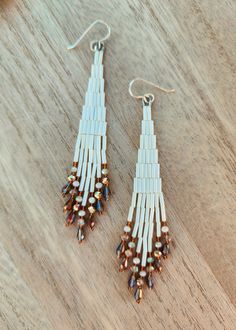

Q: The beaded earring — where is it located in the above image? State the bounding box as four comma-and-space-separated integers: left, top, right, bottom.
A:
116, 78, 175, 302
62, 20, 111, 242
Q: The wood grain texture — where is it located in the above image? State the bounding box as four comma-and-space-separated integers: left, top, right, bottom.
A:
0, 0, 236, 329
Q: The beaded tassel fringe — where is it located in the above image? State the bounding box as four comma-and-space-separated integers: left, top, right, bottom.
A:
116, 98, 171, 303
62, 44, 110, 242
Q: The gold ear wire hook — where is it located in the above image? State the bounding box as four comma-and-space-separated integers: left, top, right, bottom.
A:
67, 19, 111, 51
129, 78, 175, 103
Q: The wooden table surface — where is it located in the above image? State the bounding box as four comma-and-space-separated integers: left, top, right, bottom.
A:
0, 1, 236, 329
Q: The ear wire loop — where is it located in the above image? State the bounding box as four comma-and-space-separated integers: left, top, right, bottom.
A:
129, 78, 175, 104
67, 19, 111, 51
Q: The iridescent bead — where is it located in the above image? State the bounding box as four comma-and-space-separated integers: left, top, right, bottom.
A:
77, 227, 85, 243
154, 250, 162, 258
67, 175, 75, 182
128, 241, 136, 249
90, 220, 95, 230
66, 212, 76, 225
154, 258, 162, 273
88, 205, 96, 214
128, 274, 136, 289
71, 213, 77, 225
78, 218, 85, 226
73, 204, 79, 212
72, 180, 80, 188
78, 210, 86, 217
155, 241, 162, 249
69, 188, 77, 196
147, 257, 154, 263
124, 225, 131, 233
103, 186, 109, 201
94, 191, 102, 200
75, 196, 83, 203
136, 277, 144, 286
146, 265, 155, 273
123, 258, 129, 269
71, 166, 78, 173
146, 274, 154, 289
96, 200, 103, 213
133, 257, 140, 265
162, 243, 170, 258
102, 177, 109, 185
161, 226, 169, 233
125, 249, 132, 258
102, 168, 109, 175
116, 241, 125, 258
130, 265, 139, 273
88, 197, 96, 204
139, 270, 147, 277
134, 287, 143, 303
95, 182, 103, 189
119, 257, 128, 272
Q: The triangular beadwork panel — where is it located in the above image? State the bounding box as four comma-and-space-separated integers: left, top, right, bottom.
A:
62, 46, 110, 241
116, 101, 171, 303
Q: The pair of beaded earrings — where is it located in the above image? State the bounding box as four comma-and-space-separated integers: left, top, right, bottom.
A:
61, 20, 175, 303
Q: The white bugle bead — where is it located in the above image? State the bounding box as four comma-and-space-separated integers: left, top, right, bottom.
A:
128, 207, 134, 222
155, 206, 161, 237
131, 193, 143, 238
136, 237, 143, 253
159, 192, 167, 221
73, 135, 81, 163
